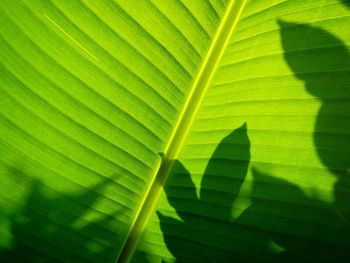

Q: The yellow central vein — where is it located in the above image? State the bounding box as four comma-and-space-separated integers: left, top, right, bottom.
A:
116, 1, 247, 262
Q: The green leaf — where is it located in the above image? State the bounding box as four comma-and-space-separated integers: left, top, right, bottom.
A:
0, 0, 349, 263
133, 1, 350, 262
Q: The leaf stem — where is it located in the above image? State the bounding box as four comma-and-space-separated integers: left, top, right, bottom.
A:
116, 1, 247, 262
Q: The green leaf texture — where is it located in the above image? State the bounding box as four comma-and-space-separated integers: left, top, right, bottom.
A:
0, 0, 349, 262
133, 0, 350, 262
0, 0, 229, 261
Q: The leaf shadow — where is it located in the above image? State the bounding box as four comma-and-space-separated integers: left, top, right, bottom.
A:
0, 168, 125, 263
341, 0, 350, 8
158, 20, 350, 262
158, 123, 256, 262
278, 19, 350, 222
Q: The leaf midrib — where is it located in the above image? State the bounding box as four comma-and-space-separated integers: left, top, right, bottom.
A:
116, 1, 248, 262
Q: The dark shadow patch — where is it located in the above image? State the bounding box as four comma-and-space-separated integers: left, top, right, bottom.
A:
0, 168, 125, 263
157, 21, 350, 263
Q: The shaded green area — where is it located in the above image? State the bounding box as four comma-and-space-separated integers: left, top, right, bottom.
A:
279, 20, 350, 227
158, 124, 253, 262
0, 168, 124, 262
158, 22, 350, 262
342, 0, 350, 8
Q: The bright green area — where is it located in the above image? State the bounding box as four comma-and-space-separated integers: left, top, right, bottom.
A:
0, 0, 349, 262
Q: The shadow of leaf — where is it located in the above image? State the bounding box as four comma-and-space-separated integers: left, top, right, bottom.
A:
274, 19, 350, 262
0, 168, 124, 263
237, 168, 346, 262
341, 0, 350, 8
158, 20, 350, 263
158, 123, 254, 262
